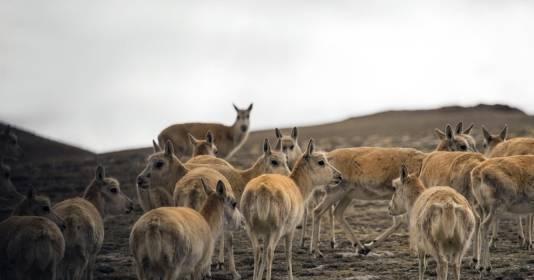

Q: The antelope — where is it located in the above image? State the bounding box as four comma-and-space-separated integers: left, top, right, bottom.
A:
308, 123, 478, 256
274, 127, 335, 248
274, 127, 302, 169
54, 165, 134, 280
173, 167, 242, 279
308, 147, 426, 257
189, 131, 218, 157
471, 155, 534, 273
0, 125, 23, 160
418, 151, 486, 264
0, 188, 66, 280
389, 166, 475, 280
158, 103, 253, 159
482, 125, 534, 248
130, 179, 243, 280
434, 122, 477, 152
240, 139, 342, 280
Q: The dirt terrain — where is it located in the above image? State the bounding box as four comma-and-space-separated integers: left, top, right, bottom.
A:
4, 104, 534, 279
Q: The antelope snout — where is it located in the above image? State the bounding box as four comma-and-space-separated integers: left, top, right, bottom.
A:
240, 125, 248, 132
137, 176, 149, 189
331, 171, 343, 185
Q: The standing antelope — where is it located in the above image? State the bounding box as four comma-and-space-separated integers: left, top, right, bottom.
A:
0, 188, 66, 280
158, 103, 253, 159
241, 139, 342, 280
482, 125, 534, 248
173, 167, 242, 279
54, 165, 134, 280
274, 127, 335, 248
189, 131, 218, 157
308, 123, 478, 256
308, 147, 426, 256
130, 179, 243, 280
0, 125, 23, 160
389, 166, 475, 280
471, 155, 534, 273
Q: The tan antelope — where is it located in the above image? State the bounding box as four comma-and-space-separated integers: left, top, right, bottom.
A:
418, 151, 486, 264
389, 166, 475, 280
1, 125, 23, 160
308, 123, 478, 256
240, 139, 342, 280
173, 167, 242, 279
130, 179, 243, 280
158, 103, 253, 159
0, 188, 66, 280
434, 122, 477, 152
274, 127, 335, 248
308, 147, 426, 256
274, 127, 302, 169
54, 165, 134, 280
471, 155, 534, 273
189, 131, 218, 157
138, 139, 289, 211
482, 125, 534, 248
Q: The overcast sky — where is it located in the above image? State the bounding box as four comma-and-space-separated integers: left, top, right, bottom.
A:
1, 0, 533, 152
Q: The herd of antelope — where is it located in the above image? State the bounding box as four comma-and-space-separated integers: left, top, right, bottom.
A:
1, 103, 534, 280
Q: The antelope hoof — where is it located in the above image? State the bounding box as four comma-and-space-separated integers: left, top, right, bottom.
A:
215, 262, 224, 270
357, 245, 371, 256
470, 258, 478, 269
312, 249, 324, 258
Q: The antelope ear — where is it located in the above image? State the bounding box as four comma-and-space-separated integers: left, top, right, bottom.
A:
291, 127, 298, 140
445, 124, 454, 140
200, 178, 213, 195
275, 128, 282, 138
188, 133, 198, 146
233, 103, 239, 112
96, 165, 105, 181
400, 165, 408, 184
216, 180, 226, 196
434, 128, 446, 140
463, 123, 474, 134
206, 131, 214, 144
305, 139, 314, 156
275, 138, 282, 151
455, 122, 463, 134
247, 103, 253, 111
482, 126, 491, 142
263, 138, 272, 155
164, 140, 175, 158
499, 125, 508, 140
152, 140, 162, 152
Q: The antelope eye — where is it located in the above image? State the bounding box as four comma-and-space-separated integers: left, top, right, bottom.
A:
42, 206, 50, 212
231, 201, 237, 209
271, 160, 278, 166
110, 188, 118, 194
154, 161, 164, 169
318, 160, 325, 166
290, 145, 294, 150
459, 144, 467, 150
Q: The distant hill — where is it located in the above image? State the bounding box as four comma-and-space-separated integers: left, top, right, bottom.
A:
0, 123, 94, 162
4, 104, 534, 162
242, 103, 534, 154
